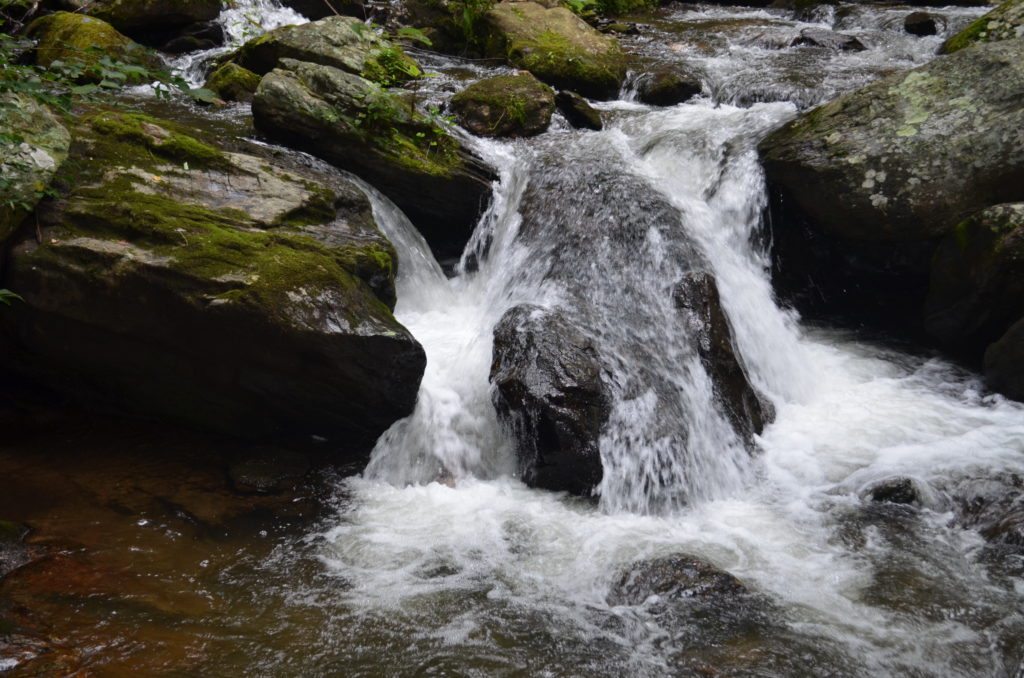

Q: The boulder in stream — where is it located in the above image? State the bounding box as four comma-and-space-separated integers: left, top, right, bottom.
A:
481, 1, 627, 100
0, 110, 426, 451
253, 58, 495, 262
634, 66, 702, 106
204, 62, 262, 102
607, 553, 748, 607
760, 38, 1024, 329
903, 11, 938, 37
790, 27, 866, 51
491, 304, 610, 496
450, 73, 556, 138
554, 90, 602, 130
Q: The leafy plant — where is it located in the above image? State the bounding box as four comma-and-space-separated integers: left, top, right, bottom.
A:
0, 289, 23, 306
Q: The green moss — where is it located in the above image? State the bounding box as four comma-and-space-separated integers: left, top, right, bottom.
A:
83, 110, 229, 171
385, 133, 460, 177
26, 12, 136, 70
361, 46, 422, 86
204, 62, 261, 102
942, 16, 990, 53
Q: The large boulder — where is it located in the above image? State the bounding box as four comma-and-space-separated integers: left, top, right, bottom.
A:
450, 73, 556, 138
941, 0, 1024, 54
925, 204, 1024, 356
760, 39, 1024, 327
0, 110, 426, 451
25, 12, 140, 71
231, 15, 422, 85
490, 305, 610, 496
252, 58, 495, 262
0, 93, 70, 245
481, 2, 627, 100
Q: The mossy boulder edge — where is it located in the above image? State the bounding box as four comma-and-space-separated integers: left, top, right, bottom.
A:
450, 73, 556, 138
0, 110, 426, 451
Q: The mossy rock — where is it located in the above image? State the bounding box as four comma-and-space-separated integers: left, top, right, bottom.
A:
925, 204, 1024, 355
942, 0, 1024, 54
204, 62, 261, 102
482, 2, 627, 100
554, 90, 602, 130
25, 12, 140, 71
252, 58, 495, 261
634, 67, 701, 106
1, 109, 425, 450
58, 0, 222, 32
450, 73, 555, 138
0, 93, 71, 245
231, 15, 422, 86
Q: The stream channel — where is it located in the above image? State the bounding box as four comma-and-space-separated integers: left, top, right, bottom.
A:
4, 1, 1024, 676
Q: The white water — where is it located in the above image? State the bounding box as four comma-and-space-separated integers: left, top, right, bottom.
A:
208, 2, 1023, 674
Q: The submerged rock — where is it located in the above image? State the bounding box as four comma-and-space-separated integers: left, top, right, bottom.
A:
941, 0, 1024, 54
481, 1, 627, 100
790, 27, 866, 51
760, 39, 1024, 328
0, 93, 70, 245
0, 110, 425, 451
863, 477, 921, 505
607, 553, 748, 607
231, 15, 422, 85
252, 58, 495, 261
554, 90, 602, 130
450, 73, 556, 138
491, 305, 610, 496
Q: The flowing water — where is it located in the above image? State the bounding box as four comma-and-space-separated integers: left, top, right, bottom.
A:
8, 2, 1024, 676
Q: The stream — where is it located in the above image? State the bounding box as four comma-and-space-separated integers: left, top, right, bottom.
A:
4, 1, 1024, 676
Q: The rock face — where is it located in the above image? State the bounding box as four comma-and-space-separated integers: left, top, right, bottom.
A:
482, 2, 627, 100
490, 305, 610, 496
0, 94, 70, 245
231, 15, 421, 85
450, 73, 556, 138
942, 0, 1024, 54
925, 204, 1024, 355
760, 39, 1024, 327
634, 67, 702, 106
252, 59, 495, 262
0, 110, 426, 451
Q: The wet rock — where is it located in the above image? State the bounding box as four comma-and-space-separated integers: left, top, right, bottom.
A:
0, 110, 425, 451
252, 58, 496, 261
760, 39, 1024, 330
946, 473, 1024, 569
283, 0, 368, 20
229, 448, 310, 494
942, 0, 1024, 54
554, 90, 602, 130
0, 93, 70, 245
231, 16, 422, 86
984, 318, 1024, 400
154, 19, 225, 53
925, 204, 1024, 358
790, 27, 866, 51
863, 477, 920, 505
490, 304, 610, 496
0, 520, 35, 579
25, 12, 148, 74
634, 67, 702, 106
673, 272, 772, 442
482, 1, 627, 100
57, 0, 221, 36
450, 73, 555, 138
204, 62, 261, 102
607, 553, 748, 607
903, 11, 938, 37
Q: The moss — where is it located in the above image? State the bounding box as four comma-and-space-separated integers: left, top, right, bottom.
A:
25, 11, 139, 71
204, 62, 261, 102
83, 110, 230, 171
360, 46, 422, 86
385, 133, 460, 178
509, 29, 622, 96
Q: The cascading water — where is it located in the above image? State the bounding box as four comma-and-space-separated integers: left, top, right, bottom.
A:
136, 2, 1024, 675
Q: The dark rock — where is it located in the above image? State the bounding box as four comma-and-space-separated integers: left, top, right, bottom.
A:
635, 67, 702, 106
942, 0, 1024, 54
25, 12, 146, 73
283, 0, 368, 20
864, 477, 920, 505
58, 0, 221, 35
947, 473, 1024, 550
0, 110, 426, 452
903, 11, 937, 37
0, 521, 34, 579
984, 318, 1024, 400
760, 39, 1024, 331
491, 304, 610, 496
154, 19, 225, 53
925, 204, 1024, 357
607, 553, 748, 606
554, 90, 602, 130
229, 447, 310, 494
790, 27, 866, 51
383, 0, 467, 56
450, 73, 555, 138
674, 272, 772, 443
252, 59, 496, 262
232, 15, 421, 85
482, 1, 627, 100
